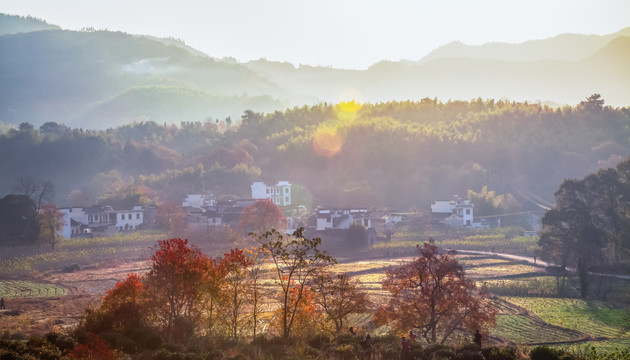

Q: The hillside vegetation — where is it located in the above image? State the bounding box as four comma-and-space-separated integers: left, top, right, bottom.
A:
1, 13, 629, 128
1, 96, 628, 212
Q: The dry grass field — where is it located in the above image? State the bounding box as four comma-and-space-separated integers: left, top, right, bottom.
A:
1, 236, 629, 353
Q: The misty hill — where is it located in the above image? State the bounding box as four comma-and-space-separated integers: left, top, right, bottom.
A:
417, 27, 630, 63
244, 34, 630, 107
0, 26, 295, 128
1, 12, 629, 131
0, 13, 60, 35
77, 86, 285, 129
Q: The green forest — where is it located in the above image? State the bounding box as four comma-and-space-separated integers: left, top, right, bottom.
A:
1, 94, 628, 212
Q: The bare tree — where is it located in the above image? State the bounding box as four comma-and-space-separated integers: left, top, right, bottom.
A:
13, 176, 55, 212
38, 203, 65, 251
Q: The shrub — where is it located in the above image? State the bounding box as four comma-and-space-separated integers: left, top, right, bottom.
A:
455, 350, 485, 360
529, 346, 575, 360
44, 332, 74, 354
425, 344, 455, 359
307, 333, 331, 349
482, 346, 517, 360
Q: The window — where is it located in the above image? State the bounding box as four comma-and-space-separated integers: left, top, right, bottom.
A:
285, 197, 289, 203
466, 209, 471, 215
136, 213, 140, 219
121, 214, 124, 220
285, 188, 289, 193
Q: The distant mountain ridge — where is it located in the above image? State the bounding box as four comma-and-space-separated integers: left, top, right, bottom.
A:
415, 27, 630, 63
0, 13, 60, 35
1, 13, 629, 129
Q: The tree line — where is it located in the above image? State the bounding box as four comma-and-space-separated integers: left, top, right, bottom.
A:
1, 95, 628, 212
539, 157, 630, 298
72, 230, 493, 357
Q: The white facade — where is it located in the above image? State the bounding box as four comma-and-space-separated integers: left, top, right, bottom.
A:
183, 194, 215, 208
60, 208, 88, 238
431, 195, 475, 227
251, 181, 292, 206
116, 206, 144, 231
316, 208, 372, 231
60, 205, 145, 237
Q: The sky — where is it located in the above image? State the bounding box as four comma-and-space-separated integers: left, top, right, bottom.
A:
3, 0, 630, 69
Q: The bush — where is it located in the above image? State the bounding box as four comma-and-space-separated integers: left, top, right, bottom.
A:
44, 332, 74, 353
455, 350, 485, 360
529, 346, 575, 360
482, 346, 517, 360
425, 344, 456, 359
307, 333, 331, 349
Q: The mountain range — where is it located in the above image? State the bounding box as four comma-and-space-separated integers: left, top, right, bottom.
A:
1, 13, 629, 129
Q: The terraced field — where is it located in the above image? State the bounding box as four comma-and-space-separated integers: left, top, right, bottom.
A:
0, 280, 72, 298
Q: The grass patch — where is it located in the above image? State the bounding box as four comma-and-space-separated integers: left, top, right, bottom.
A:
0, 280, 69, 298
492, 314, 584, 344
503, 297, 630, 339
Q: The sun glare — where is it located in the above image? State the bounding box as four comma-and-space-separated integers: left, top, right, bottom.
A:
312, 126, 343, 158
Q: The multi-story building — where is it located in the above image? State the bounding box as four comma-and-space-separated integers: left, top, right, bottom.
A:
251, 181, 292, 206
430, 195, 475, 227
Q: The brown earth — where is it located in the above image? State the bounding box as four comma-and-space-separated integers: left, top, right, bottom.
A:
0, 260, 150, 338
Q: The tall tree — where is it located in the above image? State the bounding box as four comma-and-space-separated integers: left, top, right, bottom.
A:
311, 271, 372, 334
38, 203, 65, 251
254, 228, 336, 340
238, 199, 287, 235
375, 242, 495, 344
218, 248, 253, 340
143, 238, 211, 340
13, 176, 54, 212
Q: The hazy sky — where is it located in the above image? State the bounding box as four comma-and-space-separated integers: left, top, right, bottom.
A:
3, 0, 630, 69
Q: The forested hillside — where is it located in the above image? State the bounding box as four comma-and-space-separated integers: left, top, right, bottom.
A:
1, 13, 629, 130
1, 96, 628, 211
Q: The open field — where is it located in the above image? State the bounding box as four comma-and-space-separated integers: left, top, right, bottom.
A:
0, 231, 629, 355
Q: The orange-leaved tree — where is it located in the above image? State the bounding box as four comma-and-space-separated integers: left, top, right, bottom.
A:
143, 238, 211, 341
312, 271, 372, 335
238, 199, 287, 234
100, 273, 145, 331
375, 241, 495, 344
218, 248, 254, 339
254, 228, 336, 340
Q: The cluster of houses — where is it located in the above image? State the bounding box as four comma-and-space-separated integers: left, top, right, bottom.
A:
60, 182, 541, 240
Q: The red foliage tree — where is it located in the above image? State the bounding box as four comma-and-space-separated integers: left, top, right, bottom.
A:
155, 201, 187, 235
100, 273, 144, 331
69, 333, 115, 360
375, 242, 495, 344
238, 199, 286, 234
143, 238, 211, 340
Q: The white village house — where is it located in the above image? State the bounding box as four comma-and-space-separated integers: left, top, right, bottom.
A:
431, 195, 475, 227
251, 181, 292, 206
316, 207, 372, 231
60, 205, 144, 238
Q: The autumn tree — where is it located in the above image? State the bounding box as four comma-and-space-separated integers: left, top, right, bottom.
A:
155, 201, 188, 235
218, 248, 253, 339
38, 203, 65, 251
143, 238, 211, 340
254, 228, 336, 340
238, 199, 286, 234
246, 247, 269, 339
311, 271, 372, 334
375, 242, 495, 344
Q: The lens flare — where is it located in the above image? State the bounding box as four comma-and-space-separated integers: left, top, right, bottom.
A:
312, 127, 343, 158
